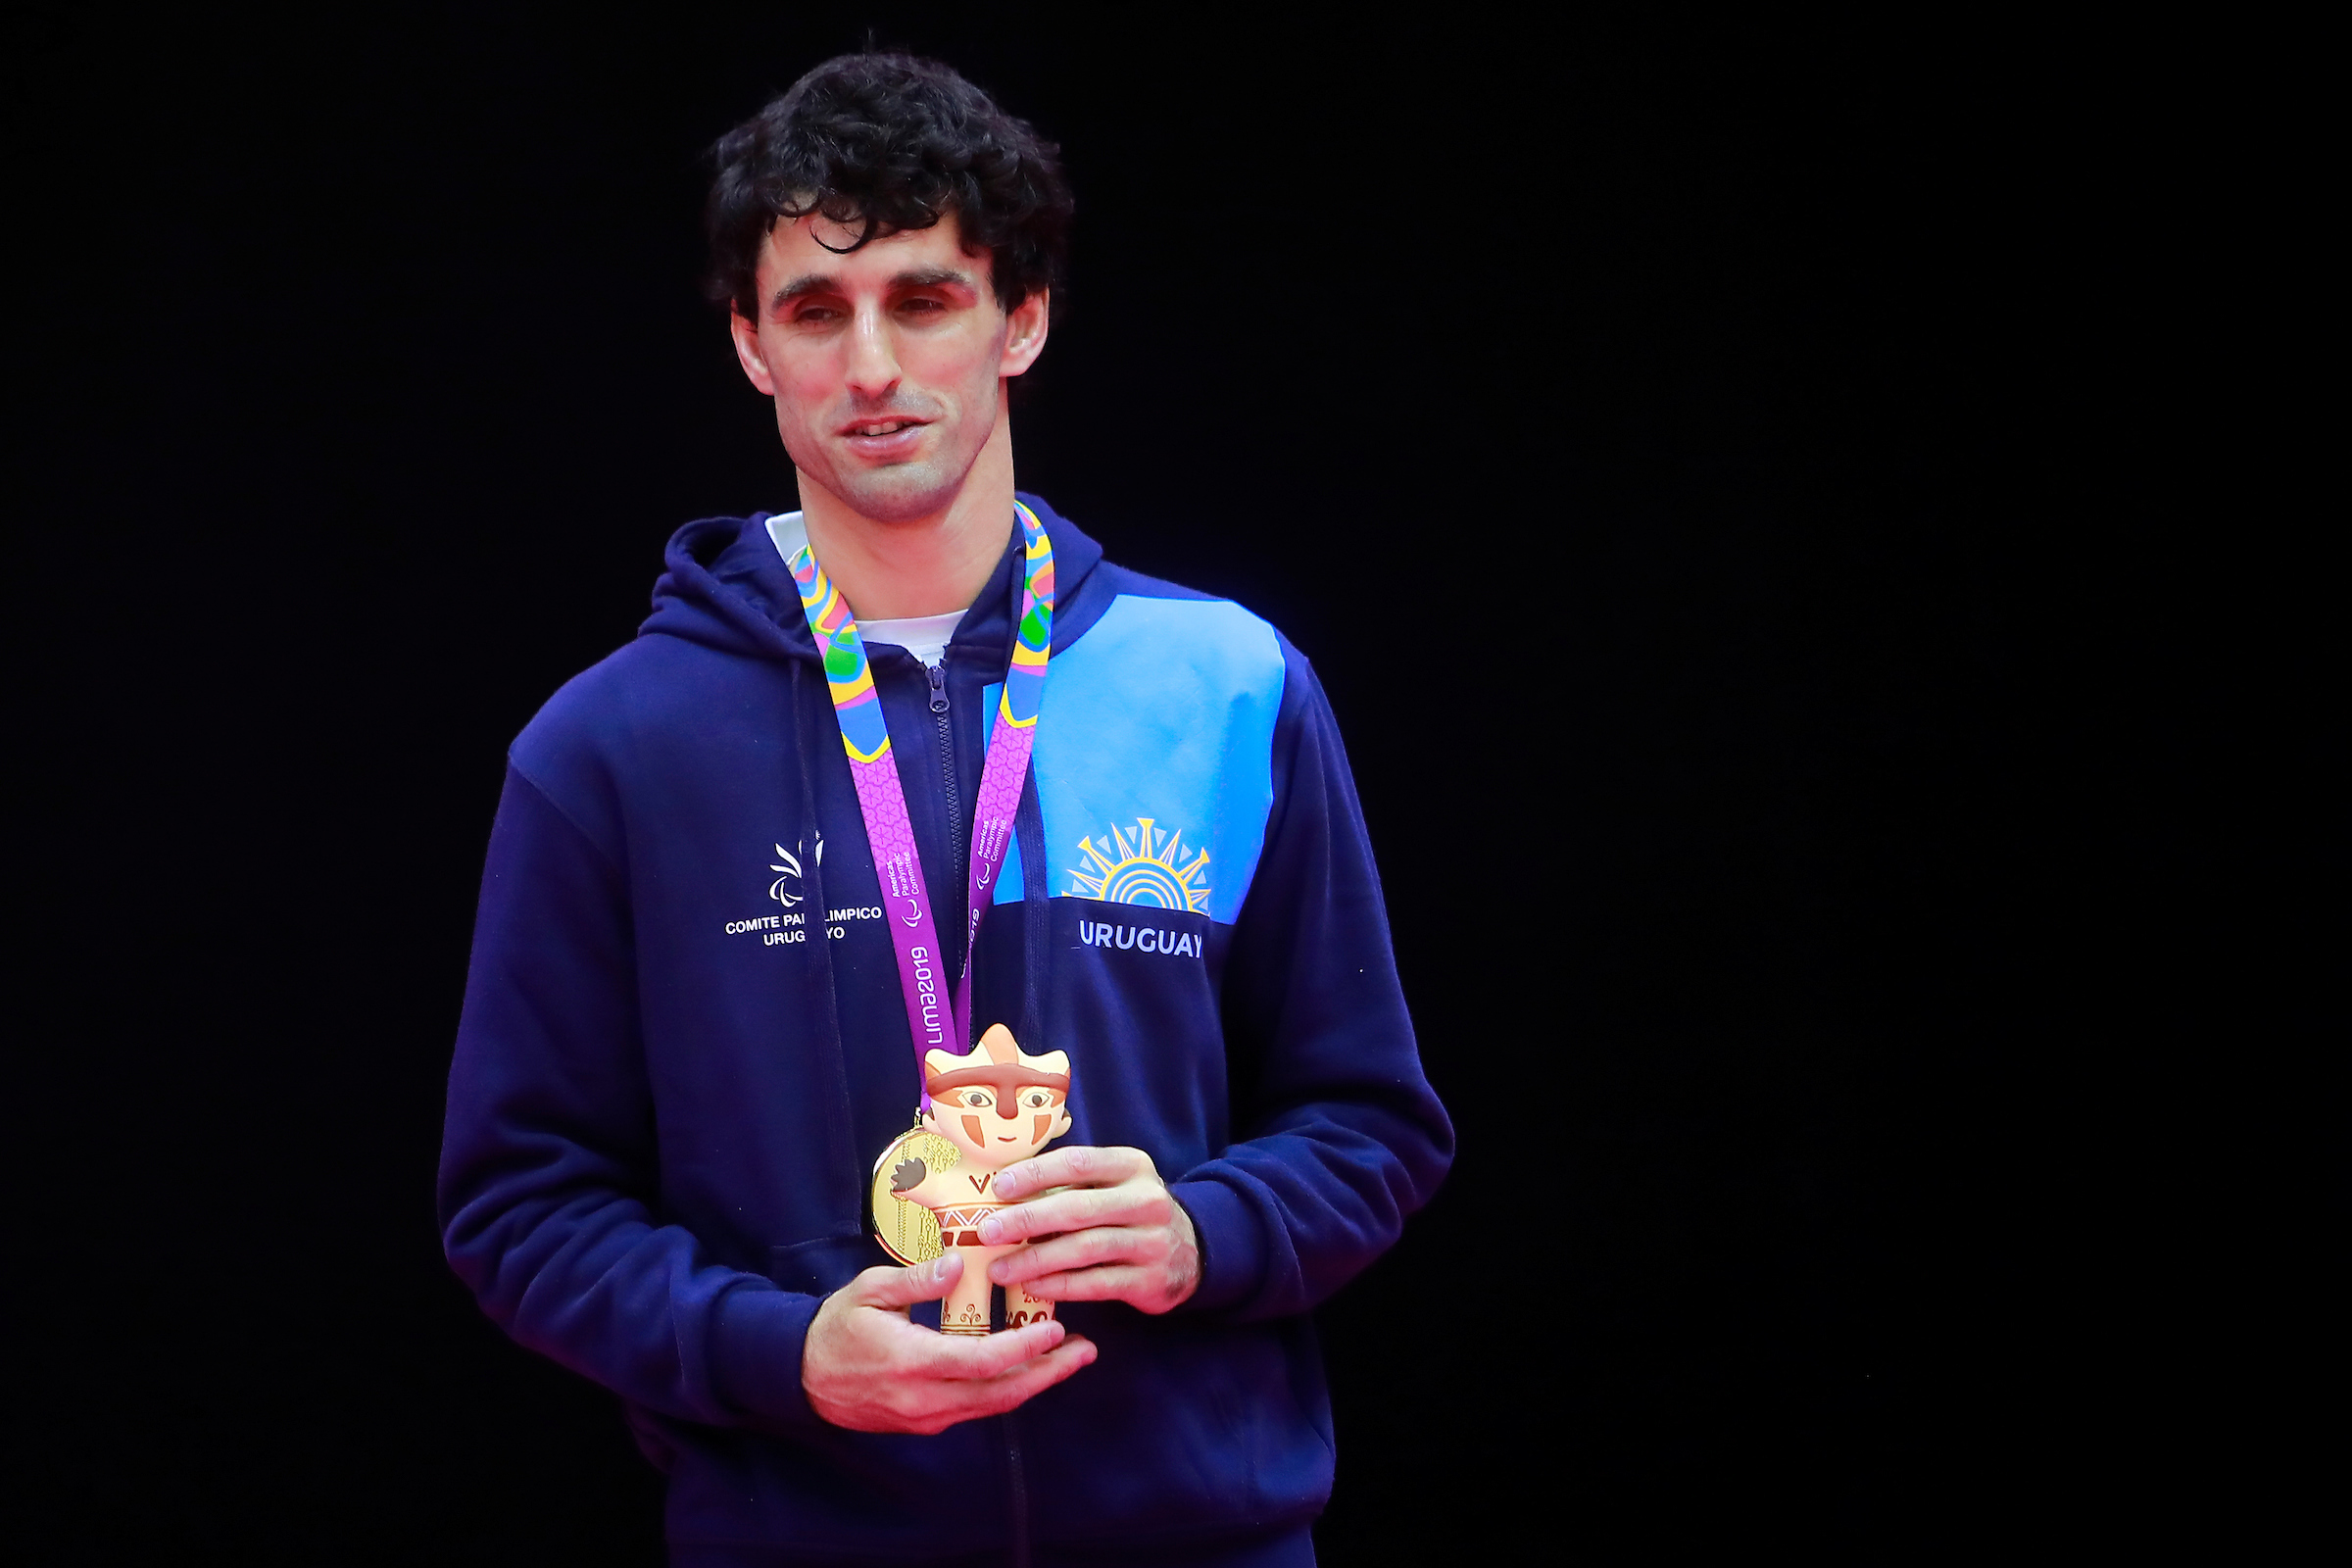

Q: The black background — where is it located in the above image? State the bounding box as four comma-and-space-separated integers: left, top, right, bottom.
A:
16, 8, 2024, 1562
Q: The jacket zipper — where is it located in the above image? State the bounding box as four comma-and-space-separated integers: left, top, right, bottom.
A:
925, 658, 966, 979
928, 653, 1028, 1568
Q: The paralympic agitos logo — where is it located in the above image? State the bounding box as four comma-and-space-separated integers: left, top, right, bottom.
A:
768, 836, 821, 906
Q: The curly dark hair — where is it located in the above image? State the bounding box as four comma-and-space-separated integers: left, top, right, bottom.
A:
705, 54, 1072, 321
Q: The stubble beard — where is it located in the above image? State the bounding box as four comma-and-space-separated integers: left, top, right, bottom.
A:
820, 456, 967, 524
792, 395, 998, 526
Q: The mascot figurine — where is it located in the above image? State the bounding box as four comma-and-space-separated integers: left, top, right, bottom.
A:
871, 1024, 1073, 1335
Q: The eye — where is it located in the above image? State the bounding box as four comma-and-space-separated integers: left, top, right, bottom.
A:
790, 304, 844, 325
959, 1090, 994, 1109
899, 295, 947, 315
1023, 1091, 1052, 1108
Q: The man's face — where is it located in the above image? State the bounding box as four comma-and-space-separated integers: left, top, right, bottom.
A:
729, 211, 1048, 522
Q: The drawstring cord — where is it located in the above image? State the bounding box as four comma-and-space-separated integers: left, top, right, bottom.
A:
788, 657, 862, 1221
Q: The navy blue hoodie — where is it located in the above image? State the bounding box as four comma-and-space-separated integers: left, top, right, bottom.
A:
438, 496, 1452, 1560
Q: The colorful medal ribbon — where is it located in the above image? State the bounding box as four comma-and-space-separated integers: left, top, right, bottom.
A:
789, 503, 1054, 1108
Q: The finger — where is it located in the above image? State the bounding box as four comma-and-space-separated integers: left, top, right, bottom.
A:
978, 1182, 1166, 1245
915, 1316, 1068, 1381
993, 1145, 1150, 1200
912, 1337, 1100, 1431
847, 1252, 962, 1310
1015, 1264, 1155, 1303
991, 1226, 1147, 1285
968, 1334, 1099, 1411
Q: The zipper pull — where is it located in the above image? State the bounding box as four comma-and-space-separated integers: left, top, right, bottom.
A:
925, 660, 950, 713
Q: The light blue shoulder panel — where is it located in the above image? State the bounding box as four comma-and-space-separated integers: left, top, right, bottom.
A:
990, 594, 1283, 924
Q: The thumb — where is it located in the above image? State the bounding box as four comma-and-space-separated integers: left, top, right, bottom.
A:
849, 1252, 963, 1310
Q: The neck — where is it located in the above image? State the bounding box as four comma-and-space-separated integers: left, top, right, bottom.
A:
798, 393, 1015, 621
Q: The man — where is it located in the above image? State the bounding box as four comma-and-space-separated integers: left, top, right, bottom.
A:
439, 53, 1450, 1568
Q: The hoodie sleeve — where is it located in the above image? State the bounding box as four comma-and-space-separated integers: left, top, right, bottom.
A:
1168, 642, 1454, 1319
437, 762, 828, 1435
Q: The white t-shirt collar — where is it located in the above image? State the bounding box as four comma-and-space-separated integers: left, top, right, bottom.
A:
764, 511, 969, 668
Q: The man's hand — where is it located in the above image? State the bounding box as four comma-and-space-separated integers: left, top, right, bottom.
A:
803, 1253, 1097, 1434
980, 1146, 1202, 1314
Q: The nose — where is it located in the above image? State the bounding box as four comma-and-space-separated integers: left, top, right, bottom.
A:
844, 304, 902, 399
997, 1092, 1019, 1121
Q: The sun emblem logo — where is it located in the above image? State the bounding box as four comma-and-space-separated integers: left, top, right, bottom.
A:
1067, 817, 1211, 912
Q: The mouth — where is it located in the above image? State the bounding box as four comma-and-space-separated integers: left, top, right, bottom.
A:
838, 416, 931, 460
996, 1135, 1018, 1143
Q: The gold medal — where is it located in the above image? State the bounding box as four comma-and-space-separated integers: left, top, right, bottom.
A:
869, 1125, 963, 1265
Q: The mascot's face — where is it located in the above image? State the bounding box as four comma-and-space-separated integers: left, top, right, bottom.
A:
920, 1025, 1072, 1169
926, 1079, 1070, 1164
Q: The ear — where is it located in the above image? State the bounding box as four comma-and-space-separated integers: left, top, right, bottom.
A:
729, 309, 779, 396
1051, 1107, 1072, 1141
999, 287, 1050, 378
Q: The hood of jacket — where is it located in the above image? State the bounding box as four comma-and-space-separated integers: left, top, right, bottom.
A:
637, 490, 1112, 664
